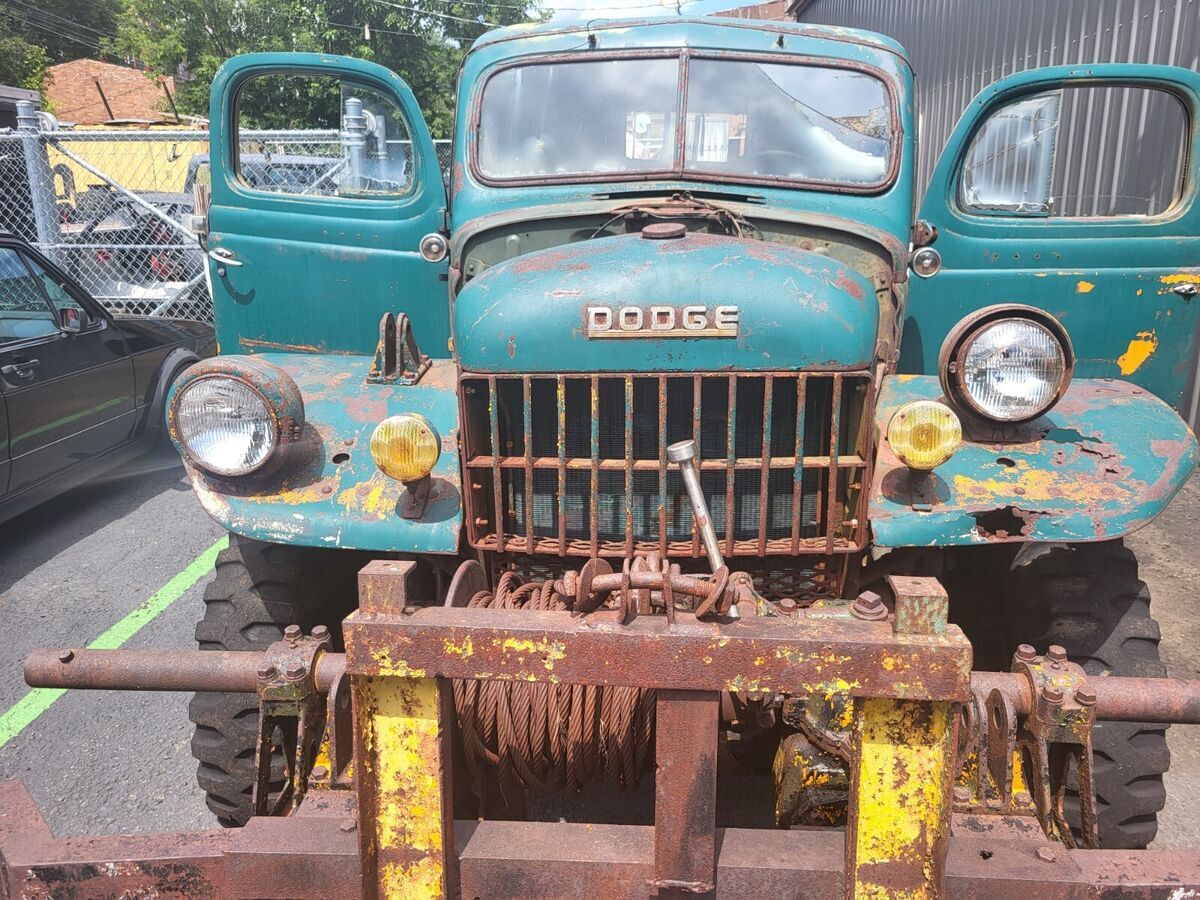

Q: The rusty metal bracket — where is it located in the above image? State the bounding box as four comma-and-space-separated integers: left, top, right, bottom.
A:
1012, 644, 1099, 848
367, 311, 431, 385
253, 626, 333, 817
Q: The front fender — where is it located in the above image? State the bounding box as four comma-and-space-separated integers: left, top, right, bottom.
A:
183, 354, 462, 552
869, 375, 1197, 547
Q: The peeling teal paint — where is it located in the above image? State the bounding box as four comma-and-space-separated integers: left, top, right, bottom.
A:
181, 355, 463, 553
453, 230, 877, 372
869, 375, 1199, 547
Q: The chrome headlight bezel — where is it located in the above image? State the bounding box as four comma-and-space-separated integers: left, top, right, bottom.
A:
168, 357, 304, 478
939, 304, 1074, 425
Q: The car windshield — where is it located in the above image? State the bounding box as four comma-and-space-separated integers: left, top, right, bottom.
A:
476, 56, 894, 187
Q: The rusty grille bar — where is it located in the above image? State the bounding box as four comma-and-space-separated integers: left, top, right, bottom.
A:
460, 372, 871, 558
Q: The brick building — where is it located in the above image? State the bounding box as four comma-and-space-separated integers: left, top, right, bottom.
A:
44, 59, 176, 126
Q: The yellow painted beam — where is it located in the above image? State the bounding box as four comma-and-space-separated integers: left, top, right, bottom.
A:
354, 674, 455, 900
846, 697, 955, 899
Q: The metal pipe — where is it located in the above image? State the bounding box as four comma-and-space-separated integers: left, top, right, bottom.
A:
668, 439, 739, 619
971, 672, 1200, 726
15, 100, 61, 266
25, 648, 346, 694
667, 439, 724, 571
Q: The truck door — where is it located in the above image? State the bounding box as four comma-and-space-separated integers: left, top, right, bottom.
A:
205, 53, 449, 359
905, 66, 1200, 412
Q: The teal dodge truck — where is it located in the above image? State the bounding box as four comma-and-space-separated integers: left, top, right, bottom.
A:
169, 18, 1200, 848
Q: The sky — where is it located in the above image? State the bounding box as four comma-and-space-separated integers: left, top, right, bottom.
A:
541, 0, 742, 23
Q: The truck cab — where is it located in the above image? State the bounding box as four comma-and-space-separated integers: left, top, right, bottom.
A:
172, 18, 1199, 847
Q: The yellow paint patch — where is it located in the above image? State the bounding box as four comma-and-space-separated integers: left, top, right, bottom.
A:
1137, 288, 1144, 296
337, 474, 397, 519
952, 467, 1112, 506
371, 650, 425, 678
499, 636, 566, 670
1117, 330, 1158, 375
444, 637, 474, 657
1076, 280, 1095, 293
1161, 272, 1200, 285
850, 698, 953, 899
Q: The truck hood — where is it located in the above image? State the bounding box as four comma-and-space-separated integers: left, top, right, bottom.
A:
452, 231, 878, 373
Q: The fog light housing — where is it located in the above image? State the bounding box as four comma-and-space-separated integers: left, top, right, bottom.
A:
371, 413, 441, 482
888, 400, 962, 471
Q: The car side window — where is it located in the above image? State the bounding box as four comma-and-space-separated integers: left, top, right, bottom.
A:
0, 248, 58, 343
234, 73, 414, 199
22, 253, 88, 328
960, 85, 1187, 218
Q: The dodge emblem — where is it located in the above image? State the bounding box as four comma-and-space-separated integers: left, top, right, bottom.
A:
584, 305, 739, 339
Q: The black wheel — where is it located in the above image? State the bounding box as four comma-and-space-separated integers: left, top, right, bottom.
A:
188, 534, 362, 826
1001, 540, 1169, 849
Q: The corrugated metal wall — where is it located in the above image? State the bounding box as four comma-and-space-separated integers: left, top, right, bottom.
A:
795, 0, 1200, 193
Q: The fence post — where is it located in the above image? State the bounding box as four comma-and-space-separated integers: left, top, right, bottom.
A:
15, 100, 60, 265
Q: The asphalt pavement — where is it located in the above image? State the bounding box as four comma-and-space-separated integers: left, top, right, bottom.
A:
0, 447, 1196, 848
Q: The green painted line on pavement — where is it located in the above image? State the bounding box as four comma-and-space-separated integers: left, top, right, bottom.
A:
0, 535, 228, 749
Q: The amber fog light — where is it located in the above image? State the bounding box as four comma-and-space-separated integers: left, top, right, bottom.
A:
371, 413, 441, 482
888, 400, 962, 471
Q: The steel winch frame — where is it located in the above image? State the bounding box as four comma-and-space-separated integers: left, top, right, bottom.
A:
6, 562, 1200, 898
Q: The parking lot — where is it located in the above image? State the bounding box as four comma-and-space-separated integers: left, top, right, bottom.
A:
0, 448, 1198, 847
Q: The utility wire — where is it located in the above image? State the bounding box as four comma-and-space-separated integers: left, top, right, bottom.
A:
3, 0, 120, 38
365, 0, 500, 27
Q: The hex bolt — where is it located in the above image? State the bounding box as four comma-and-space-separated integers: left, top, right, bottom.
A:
311, 765, 330, 780
1015, 644, 1037, 663
311, 625, 330, 641
57, 649, 75, 664
257, 663, 277, 680
283, 624, 302, 642
779, 597, 798, 614
1076, 686, 1097, 707
284, 662, 306, 681
1042, 686, 1064, 705
952, 785, 970, 804
850, 590, 888, 622
1036, 847, 1057, 864
1046, 645, 1068, 663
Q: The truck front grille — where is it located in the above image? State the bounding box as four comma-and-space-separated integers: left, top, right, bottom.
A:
460, 372, 872, 558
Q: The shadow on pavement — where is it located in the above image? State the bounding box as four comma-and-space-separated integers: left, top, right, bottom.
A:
0, 446, 192, 594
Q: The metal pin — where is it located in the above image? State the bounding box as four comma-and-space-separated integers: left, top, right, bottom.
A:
667, 439, 739, 619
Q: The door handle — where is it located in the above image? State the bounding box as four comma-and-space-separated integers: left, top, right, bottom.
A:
1, 358, 40, 379
207, 247, 243, 268
1170, 282, 1198, 299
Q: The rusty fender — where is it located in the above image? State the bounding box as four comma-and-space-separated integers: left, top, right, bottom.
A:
869, 374, 1199, 547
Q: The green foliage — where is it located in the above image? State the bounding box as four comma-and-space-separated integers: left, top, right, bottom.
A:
0, 14, 49, 92
110, 0, 545, 137
1, 0, 123, 64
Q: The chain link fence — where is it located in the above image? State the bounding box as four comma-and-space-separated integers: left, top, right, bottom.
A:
0, 103, 452, 326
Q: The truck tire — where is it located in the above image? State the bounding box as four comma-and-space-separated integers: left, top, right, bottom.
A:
188, 535, 361, 826
1001, 540, 1169, 849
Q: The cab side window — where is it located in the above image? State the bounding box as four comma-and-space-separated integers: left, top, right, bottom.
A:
0, 248, 58, 342
24, 254, 88, 327
234, 73, 414, 199
960, 86, 1187, 217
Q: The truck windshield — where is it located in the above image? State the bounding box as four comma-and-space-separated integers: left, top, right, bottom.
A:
476, 56, 894, 188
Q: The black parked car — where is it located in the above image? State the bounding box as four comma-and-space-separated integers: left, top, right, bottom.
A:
0, 233, 214, 524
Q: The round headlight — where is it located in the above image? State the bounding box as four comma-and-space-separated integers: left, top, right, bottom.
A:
371, 413, 441, 483
888, 400, 962, 470
941, 306, 1073, 424
168, 356, 304, 477
174, 377, 277, 476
